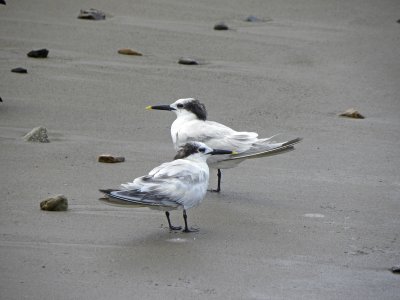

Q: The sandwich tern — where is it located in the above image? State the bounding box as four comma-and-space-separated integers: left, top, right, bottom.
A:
147, 98, 301, 192
99, 141, 235, 232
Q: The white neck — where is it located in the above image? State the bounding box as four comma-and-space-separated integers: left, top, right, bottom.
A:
171, 111, 200, 148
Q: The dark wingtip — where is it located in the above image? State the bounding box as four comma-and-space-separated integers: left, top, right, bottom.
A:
282, 137, 302, 147
99, 189, 117, 195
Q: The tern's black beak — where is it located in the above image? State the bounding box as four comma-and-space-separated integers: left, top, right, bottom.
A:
210, 149, 237, 155
146, 105, 175, 111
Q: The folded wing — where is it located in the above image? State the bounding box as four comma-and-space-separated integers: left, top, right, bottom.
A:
100, 159, 208, 209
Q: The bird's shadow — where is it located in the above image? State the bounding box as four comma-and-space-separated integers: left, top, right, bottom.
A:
123, 224, 207, 247
96, 226, 212, 274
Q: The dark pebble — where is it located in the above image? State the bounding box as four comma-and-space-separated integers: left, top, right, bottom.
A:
98, 155, 125, 163
397, 19, 400, 24
118, 48, 143, 56
214, 22, 229, 30
178, 58, 199, 65
0, 97, 3, 102
27, 49, 49, 58
11, 67, 28, 74
392, 265, 400, 273
78, 8, 106, 20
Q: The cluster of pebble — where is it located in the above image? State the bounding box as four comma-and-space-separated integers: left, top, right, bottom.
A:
1, 7, 367, 219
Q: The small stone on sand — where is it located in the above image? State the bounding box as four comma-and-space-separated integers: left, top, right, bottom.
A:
27, 49, 49, 58
391, 265, 400, 273
11, 67, 28, 74
98, 154, 125, 163
118, 48, 143, 56
340, 108, 365, 119
78, 8, 106, 20
214, 22, 229, 30
178, 58, 199, 65
40, 195, 68, 211
23, 126, 50, 143
245, 15, 270, 22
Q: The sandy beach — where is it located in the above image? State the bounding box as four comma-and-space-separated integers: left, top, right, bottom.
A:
1, 0, 400, 299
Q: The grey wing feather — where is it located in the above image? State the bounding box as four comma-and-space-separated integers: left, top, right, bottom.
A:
99, 187, 181, 208
100, 159, 205, 209
226, 137, 302, 160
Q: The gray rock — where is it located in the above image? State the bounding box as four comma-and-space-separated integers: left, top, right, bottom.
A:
27, 49, 49, 58
40, 195, 68, 211
11, 67, 28, 74
214, 22, 229, 30
339, 108, 365, 119
178, 57, 199, 65
78, 8, 106, 20
392, 265, 400, 273
23, 126, 50, 143
245, 15, 271, 22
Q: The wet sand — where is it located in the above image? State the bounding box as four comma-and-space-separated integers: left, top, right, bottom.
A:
1, 1, 399, 299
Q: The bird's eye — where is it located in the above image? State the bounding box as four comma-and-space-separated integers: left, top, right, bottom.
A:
177, 104, 184, 108
198, 147, 205, 153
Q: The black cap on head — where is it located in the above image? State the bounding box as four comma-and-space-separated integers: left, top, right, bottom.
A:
174, 143, 200, 159
184, 99, 207, 121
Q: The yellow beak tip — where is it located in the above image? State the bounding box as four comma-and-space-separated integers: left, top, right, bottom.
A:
145, 106, 152, 110
232, 151, 238, 155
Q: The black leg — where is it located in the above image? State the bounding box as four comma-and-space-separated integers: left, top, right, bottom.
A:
165, 211, 182, 231
216, 169, 222, 192
209, 169, 222, 193
182, 209, 198, 233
